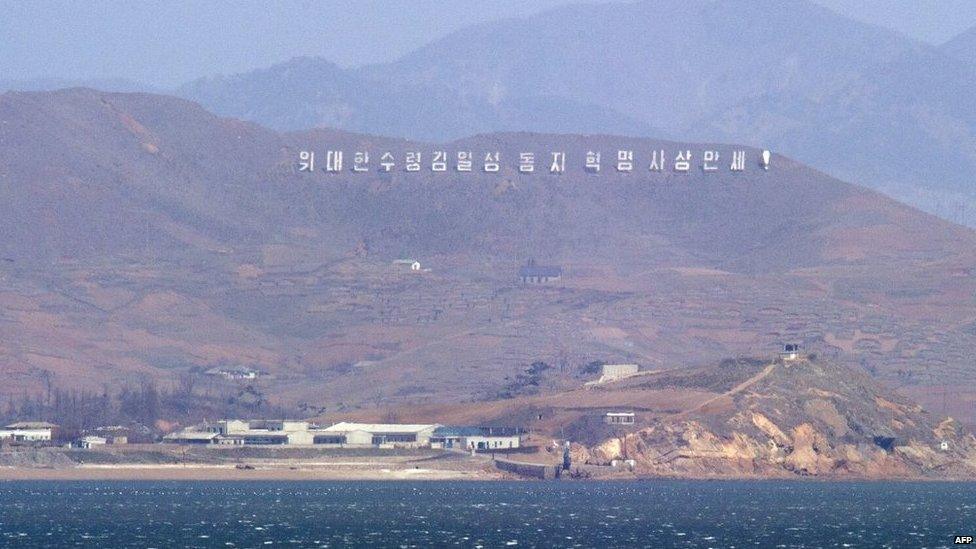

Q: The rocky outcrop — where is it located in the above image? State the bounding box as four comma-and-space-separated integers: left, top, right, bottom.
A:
582, 358, 976, 479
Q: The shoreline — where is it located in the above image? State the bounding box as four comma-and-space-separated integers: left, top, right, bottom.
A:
2, 465, 973, 482
0, 464, 507, 481
4, 444, 974, 482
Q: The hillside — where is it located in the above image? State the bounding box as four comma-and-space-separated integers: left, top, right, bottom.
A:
1, 89, 975, 425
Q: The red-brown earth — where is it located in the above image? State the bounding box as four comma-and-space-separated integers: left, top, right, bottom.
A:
0, 89, 974, 425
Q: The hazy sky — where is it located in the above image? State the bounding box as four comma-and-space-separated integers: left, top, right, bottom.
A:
2, 0, 975, 88
813, 0, 976, 44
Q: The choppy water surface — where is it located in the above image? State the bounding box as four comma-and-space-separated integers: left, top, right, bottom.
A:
0, 480, 974, 547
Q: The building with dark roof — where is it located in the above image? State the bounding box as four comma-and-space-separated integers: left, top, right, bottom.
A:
518, 260, 562, 284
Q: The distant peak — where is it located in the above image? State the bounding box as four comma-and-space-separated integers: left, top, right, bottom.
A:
277, 56, 342, 71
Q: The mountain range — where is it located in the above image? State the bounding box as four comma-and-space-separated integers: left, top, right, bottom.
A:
943, 24, 976, 71
3, 2, 973, 227
170, 0, 976, 228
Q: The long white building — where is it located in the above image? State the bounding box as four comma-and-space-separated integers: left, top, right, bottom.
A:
164, 419, 315, 445
0, 421, 56, 442
162, 420, 521, 450
317, 422, 440, 448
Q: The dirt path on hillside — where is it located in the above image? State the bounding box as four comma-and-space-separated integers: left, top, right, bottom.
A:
672, 363, 777, 419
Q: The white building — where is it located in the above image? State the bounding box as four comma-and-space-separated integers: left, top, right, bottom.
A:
78, 436, 107, 448
431, 427, 521, 450
165, 419, 316, 446
162, 430, 219, 444
319, 422, 440, 447
0, 421, 56, 442
163, 419, 454, 448
311, 428, 373, 446
204, 367, 261, 380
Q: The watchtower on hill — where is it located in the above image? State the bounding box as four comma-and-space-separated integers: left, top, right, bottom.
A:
780, 343, 801, 361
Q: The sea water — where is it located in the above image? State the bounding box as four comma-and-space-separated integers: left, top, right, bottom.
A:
0, 480, 973, 547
